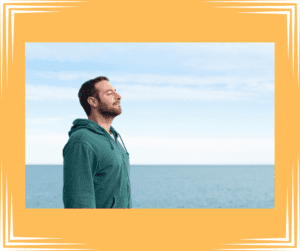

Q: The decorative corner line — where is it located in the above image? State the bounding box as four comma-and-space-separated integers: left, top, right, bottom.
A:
214, 159, 299, 250
210, 3, 298, 86
0, 163, 96, 250
0, 0, 87, 97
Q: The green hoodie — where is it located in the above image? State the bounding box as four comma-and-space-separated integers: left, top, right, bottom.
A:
63, 118, 132, 208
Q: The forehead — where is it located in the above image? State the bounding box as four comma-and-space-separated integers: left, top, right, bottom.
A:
95, 80, 114, 92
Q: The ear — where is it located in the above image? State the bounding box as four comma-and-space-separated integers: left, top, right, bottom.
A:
87, 96, 98, 108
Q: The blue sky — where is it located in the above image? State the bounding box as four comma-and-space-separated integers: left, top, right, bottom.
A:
25, 43, 274, 165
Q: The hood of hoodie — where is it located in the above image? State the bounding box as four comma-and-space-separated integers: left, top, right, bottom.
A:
68, 118, 118, 150
69, 118, 118, 138
68, 118, 128, 153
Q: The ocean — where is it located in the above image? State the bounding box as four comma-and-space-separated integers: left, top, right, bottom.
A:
25, 165, 274, 209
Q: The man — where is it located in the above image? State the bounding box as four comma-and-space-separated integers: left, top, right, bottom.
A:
63, 76, 131, 208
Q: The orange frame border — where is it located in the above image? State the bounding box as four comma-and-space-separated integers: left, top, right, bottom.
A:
0, 0, 299, 250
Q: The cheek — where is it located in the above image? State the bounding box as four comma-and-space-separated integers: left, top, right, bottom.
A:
101, 97, 113, 106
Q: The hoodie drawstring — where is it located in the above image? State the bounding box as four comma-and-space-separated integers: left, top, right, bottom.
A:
118, 134, 129, 154
108, 139, 114, 150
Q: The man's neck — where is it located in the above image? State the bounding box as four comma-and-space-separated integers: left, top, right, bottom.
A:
88, 113, 113, 134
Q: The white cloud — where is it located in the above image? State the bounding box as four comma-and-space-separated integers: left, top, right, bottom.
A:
29, 70, 274, 89
167, 42, 274, 55
121, 135, 274, 164
26, 84, 78, 101
25, 43, 274, 62
25, 128, 48, 133
26, 132, 69, 164
26, 83, 259, 101
34, 70, 94, 81
117, 84, 255, 101
25, 132, 274, 165
112, 74, 274, 89
27, 117, 64, 125
26, 72, 273, 101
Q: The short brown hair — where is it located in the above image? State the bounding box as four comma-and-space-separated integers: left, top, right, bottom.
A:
78, 76, 109, 116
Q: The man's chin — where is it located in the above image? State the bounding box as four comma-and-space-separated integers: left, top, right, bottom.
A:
115, 106, 122, 114
115, 110, 122, 116
100, 109, 121, 117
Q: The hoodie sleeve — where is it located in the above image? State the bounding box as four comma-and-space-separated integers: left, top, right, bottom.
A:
63, 142, 96, 208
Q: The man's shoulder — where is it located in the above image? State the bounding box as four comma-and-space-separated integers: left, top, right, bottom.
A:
65, 129, 108, 150
69, 128, 92, 141
63, 131, 90, 155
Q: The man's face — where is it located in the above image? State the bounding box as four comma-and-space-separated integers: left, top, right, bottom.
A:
93, 80, 122, 117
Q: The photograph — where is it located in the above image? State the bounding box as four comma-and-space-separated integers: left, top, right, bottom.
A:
25, 42, 274, 209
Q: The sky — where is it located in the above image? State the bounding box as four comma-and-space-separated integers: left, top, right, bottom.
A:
25, 43, 274, 165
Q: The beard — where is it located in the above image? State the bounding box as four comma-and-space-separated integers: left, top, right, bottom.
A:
96, 97, 122, 118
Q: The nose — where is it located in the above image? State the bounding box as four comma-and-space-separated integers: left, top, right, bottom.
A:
116, 92, 121, 100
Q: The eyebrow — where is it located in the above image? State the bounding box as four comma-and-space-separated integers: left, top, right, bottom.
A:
104, 89, 116, 93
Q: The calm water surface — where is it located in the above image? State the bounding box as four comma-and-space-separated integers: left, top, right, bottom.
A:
25, 165, 274, 208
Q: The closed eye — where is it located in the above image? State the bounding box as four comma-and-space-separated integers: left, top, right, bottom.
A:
107, 90, 115, 95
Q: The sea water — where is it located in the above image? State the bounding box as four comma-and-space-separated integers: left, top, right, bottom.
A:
25, 165, 274, 209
